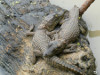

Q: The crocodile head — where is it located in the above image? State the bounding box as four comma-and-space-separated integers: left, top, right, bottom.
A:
38, 11, 66, 31
43, 39, 66, 57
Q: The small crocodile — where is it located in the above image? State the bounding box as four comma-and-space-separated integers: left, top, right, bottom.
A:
44, 5, 80, 57
26, 12, 66, 64
26, 11, 84, 75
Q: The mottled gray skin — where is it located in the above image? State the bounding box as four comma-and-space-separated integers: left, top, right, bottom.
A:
44, 6, 80, 57
26, 12, 66, 63
26, 11, 85, 75
31, 11, 66, 55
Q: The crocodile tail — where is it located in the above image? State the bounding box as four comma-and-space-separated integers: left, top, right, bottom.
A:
45, 56, 85, 75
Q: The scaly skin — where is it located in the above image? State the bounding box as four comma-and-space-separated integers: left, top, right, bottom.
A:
44, 5, 80, 57
59, 6, 79, 40
26, 12, 66, 63
43, 6, 86, 75
31, 11, 66, 54
26, 11, 85, 75
44, 56, 84, 75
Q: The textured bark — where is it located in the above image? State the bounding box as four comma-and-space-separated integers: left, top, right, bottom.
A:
0, 0, 96, 75
79, 0, 95, 16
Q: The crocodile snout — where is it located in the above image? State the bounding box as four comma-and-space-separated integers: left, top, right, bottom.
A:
43, 52, 51, 57
43, 39, 66, 57
43, 48, 54, 57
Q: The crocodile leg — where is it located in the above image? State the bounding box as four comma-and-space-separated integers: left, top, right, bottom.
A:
45, 56, 85, 75
80, 34, 89, 44
61, 44, 78, 54
25, 32, 35, 36
25, 25, 35, 36
79, 34, 89, 48
33, 50, 42, 64
62, 49, 77, 54
29, 25, 35, 32
46, 30, 59, 36
34, 50, 42, 57
67, 43, 77, 49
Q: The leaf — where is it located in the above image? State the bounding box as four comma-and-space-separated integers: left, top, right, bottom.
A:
77, 42, 80, 46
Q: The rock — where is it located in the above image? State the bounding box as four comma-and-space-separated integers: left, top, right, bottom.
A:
0, 0, 96, 75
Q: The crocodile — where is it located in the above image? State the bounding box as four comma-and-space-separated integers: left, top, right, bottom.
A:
59, 11, 88, 36
25, 12, 66, 64
26, 11, 85, 75
25, 11, 83, 74
43, 5, 80, 57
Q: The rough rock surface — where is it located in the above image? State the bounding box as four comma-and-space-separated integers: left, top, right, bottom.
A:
0, 0, 96, 75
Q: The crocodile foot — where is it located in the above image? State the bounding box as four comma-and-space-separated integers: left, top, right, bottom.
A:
25, 25, 35, 36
